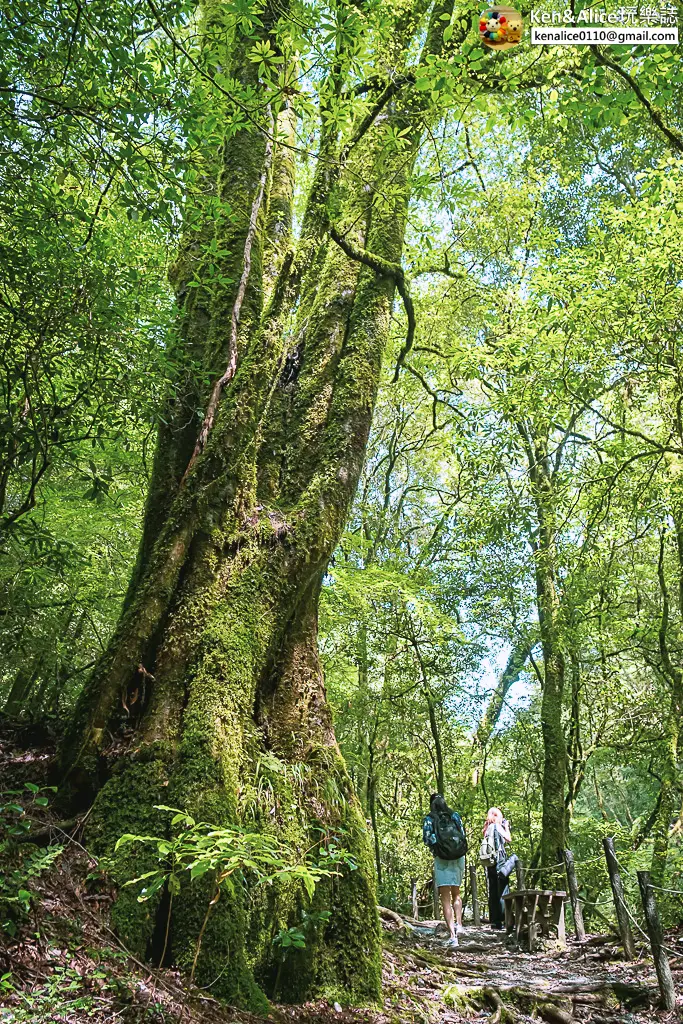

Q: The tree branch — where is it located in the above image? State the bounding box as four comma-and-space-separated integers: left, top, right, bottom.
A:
329, 226, 415, 381
341, 74, 415, 163
594, 48, 683, 155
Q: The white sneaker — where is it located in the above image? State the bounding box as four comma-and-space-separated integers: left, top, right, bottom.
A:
444, 936, 459, 947
456, 924, 465, 936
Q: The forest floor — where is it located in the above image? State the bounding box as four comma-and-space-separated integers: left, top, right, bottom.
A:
1, 727, 682, 1024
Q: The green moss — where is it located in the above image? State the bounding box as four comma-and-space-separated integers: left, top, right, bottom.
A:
172, 872, 270, 1014
164, 583, 276, 1012
243, 755, 312, 993
85, 759, 171, 958
246, 747, 381, 1005
304, 766, 382, 1005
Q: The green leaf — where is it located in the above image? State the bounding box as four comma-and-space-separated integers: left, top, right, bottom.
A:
114, 834, 135, 851
171, 811, 195, 826
302, 874, 315, 899
122, 870, 164, 887
190, 860, 211, 880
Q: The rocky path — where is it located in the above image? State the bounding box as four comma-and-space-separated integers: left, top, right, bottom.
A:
370, 914, 683, 1024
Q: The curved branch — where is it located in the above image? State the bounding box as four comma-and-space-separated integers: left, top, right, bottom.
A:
594, 48, 683, 155
328, 226, 415, 382
340, 73, 415, 163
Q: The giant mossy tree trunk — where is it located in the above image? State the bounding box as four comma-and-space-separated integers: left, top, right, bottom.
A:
59, 0, 465, 1008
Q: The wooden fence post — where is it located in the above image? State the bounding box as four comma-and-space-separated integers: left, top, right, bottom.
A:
637, 871, 675, 1011
432, 863, 439, 919
469, 861, 481, 926
564, 849, 586, 941
515, 858, 526, 890
411, 877, 419, 921
602, 837, 636, 960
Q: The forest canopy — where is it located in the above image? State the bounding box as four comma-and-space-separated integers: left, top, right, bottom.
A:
1, 0, 683, 1010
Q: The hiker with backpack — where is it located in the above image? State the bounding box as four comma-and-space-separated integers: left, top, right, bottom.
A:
422, 793, 468, 947
479, 807, 517, 930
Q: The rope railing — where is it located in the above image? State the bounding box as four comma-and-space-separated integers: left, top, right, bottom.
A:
612, 854, 683, 902
526, 861, 566, 874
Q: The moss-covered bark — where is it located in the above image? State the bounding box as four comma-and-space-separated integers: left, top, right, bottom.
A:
516, 421, 567, 875
650, 522, 683, 885
59, 0, 462, 1008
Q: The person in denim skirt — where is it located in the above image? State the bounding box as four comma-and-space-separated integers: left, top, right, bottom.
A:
423, 793, 467, 947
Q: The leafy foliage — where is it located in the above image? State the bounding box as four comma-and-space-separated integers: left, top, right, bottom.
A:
0, 783, 63, 935
115, 805, 357, 904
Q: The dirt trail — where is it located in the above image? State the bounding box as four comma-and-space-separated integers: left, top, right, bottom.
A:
371, 916, 682, 1024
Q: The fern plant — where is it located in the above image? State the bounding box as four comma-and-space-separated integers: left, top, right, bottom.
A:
0, 782, 63, 936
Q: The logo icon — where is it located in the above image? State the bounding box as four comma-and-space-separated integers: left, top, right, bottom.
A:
479, 6, 523, 47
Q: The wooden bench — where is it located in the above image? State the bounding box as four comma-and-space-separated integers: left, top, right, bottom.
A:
503, 889, 567, 950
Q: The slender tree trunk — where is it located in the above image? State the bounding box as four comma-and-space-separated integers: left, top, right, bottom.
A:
650, 528, 683, 884
564, 653, 585, 829
536, 556, 567, 871
356, 617, 383, 891
425, 688, 445, 796
518, 422, 567, 874
472, 634, 534, 786
410, 631, 445, 795
650, 714, 680, 885
3, 662, 40, 718
593, 770, 609, 821
367, 745, 383, 893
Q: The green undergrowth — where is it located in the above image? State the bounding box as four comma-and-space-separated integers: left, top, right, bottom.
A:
0, 782, 64, 939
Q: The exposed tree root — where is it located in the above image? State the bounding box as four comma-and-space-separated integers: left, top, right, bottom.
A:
443, 978, 655, 1024
537, 1002, 575, 1024
378, 906, 415, 931
444, 984, 522, 1023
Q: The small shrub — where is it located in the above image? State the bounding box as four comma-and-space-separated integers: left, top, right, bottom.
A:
116, 806, 356, 976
